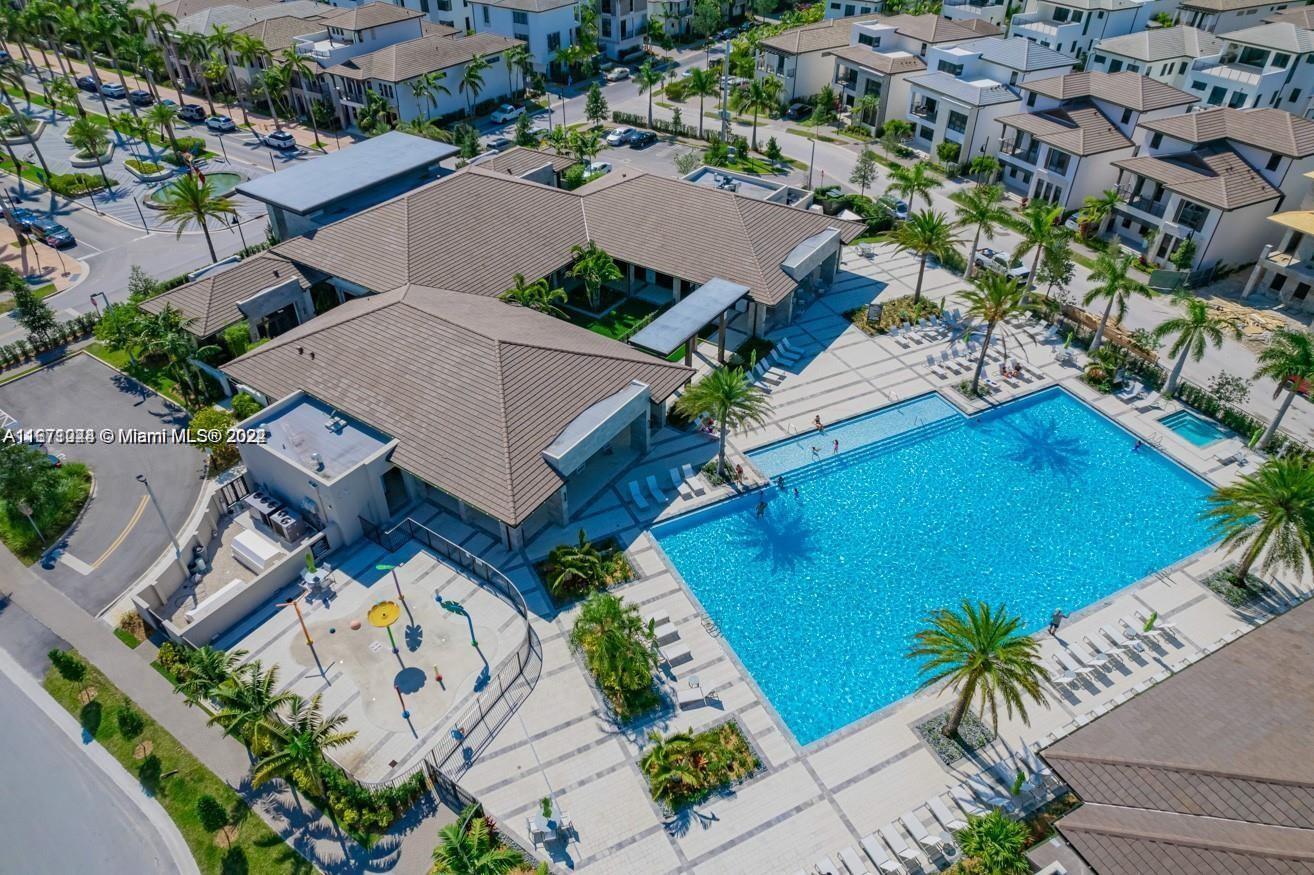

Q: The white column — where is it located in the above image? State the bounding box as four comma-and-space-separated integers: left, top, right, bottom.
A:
1242, 246, 1272, 298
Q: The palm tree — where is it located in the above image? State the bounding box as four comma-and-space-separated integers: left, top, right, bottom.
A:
567, 241, 621, 311
252, 693, 356, 794
398, 117, 453, 143
176, 32, 217, 114
173, 645, 248, 705
957, 810, 1030, 875
951, 183, 1010, 279
887, 161, 941, 210
147, 100, 182, 154
259, 65, 288, 131
1254, 329, 1314, 448
18, 4, 58, 88
568, 126, 602, 164
280, 48, 321, 147
545, 529, 604, 599
136, 2, 180, 93
208, 662, 295, 748
62, 8, 119, 125
852, 92, 879, 136
568, 592, 659, 714
87, 8, 139, 119
459, 52, 489, 116
431, 805, 523, 875
1152, 297, 1239, 395
1077, 188, 1119, 239
731, 74, 780, 151
502, 44, 530, 98
960, 273, 1028, 395
908, 600, 1049, 739
231, 33, 269, 127
674, 366, 772, 479
967, 154, 1000, 185
635, 59, 663, 129
49, 77, 81, 118
132, 304, 221, 404
0, 68, 52, 181
1010, 200, 1065, 301
408, 70, 450, 119
1203, 457, 1314, 587
499, 272, 566, 316
685, 67, 717, 138
26, 0, 72, 82
207, 23, 238, 108
1083, 250, 1152, 352
883, 210, 962, 306
67, 115, 112, 190
640, 729, 705, 806
158, 173, 238, 263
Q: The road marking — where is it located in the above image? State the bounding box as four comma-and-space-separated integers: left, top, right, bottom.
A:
57, 551, 94, 576
91, 494, 148, 569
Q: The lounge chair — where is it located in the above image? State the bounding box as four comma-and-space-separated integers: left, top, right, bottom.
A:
949, 785, 988, 818
653, 620, 679, 645
646, 609, 670, 627
900, 812, 947, 854
928, 795, 967, 831
925, 354, 948, 379
1081, 637, 1118, 668
816, 856, 842, 875
966, 775, 1012, 810
1134, 608, 1180, 637
1050, 654, 1080, 688
628, 481, 649, 508
661, 642, 692, 666
1101, 623, 1142, 653
860, 835, 903, 874
645, 475, 668, 503
879, 824, 921, 865
677, 682, 705, 710
1057, 649, 1099, 680
839, 845, 872, 875
1024, 744, 1055, 783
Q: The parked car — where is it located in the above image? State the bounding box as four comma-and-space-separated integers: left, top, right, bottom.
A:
490, 103, 524, 123
738, 20, 754, 32
1063, 211, 1083, 233
99, 82, 126, 99
5, 207, 38, 232
974, 247, 1030, 280
604, 126, 634, 146
263, 129, 297, 150
876, 195, 909, 220
206, 114, 237, 132
785, 102, 811, 120
75, 75, 98, 93
0, 50, 12, 64
628, 129, 657, 148
586, 160, 612, 176
178, 103, 206, 122
716, 27, 736, 39
29, 217, 74, 247
485, 136, 512, 152
127, 89, 154, 107
604, 66, 631, 82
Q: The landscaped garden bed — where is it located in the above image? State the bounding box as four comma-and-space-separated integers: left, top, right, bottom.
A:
640, 721, 761, 810
535, 530, 634, 605
1202, 565, 1272, 607
125, 157, 173, 182
0, 457, 90, 562
846, 294, 942, 336
914, 709, 996, 765
570, 592, 662, 721
563, 295, 664, 341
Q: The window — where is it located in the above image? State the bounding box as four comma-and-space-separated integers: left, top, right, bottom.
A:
1108, 58, 1122, 72
1274, 52, 1292, 67
548, 31, 561, 50
1178, 61, 1187, 74
937, 60, 964, 75
419, 0, 429, 12
512, 10, 527, 23
1238, 46, 1268, 66
601, 17, 611, 36
1045, 149, 1070, 174
1290, 88, 1303, 103
919, 124, 933, 140
1126, 64, 1139, 73
1026, 92, 1036, 106
1175, 200, 1209, 232
1053, 6, 1070, 22
1120, 107, 1131, 124
1228, 90, 1246, 107
1208, 85, 1227, 105
844, 3, 855, 14
1072, 9, 1083, 21
481, 4, 489, 22
947, 110, 967, 133
1150, 132, 1162, 148
1094, 53, 1106, 64
858, 33, 880, 47
1190, 80, 1207, 91
1267, 153, 1282, 170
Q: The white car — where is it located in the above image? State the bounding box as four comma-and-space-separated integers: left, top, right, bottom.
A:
586, 161, 612, 176
205, 115, 237, 133
973, 248, 1030, 281
263, 129, 298, 150
604, 66, 631, 82
604, 126, 633, 146
490, 104, 524, 123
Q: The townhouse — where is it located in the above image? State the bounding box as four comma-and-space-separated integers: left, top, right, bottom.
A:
904, 36, 1075, 162
1008, 0, 1178, 62
756, 14, 875, 104
1175, 0, 1296, 32
1088, 26, 1222, 88
321, 0, 476, 33
1179, 20, 1314, 116
597, 0, 649, 62
1242, 170, 1314, 310
996, 71, 1197, 210
469, 0, 581, 75
1111, 106, 1314, 269
940, 0, 1012, 28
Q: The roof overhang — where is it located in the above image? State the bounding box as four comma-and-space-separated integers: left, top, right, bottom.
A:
629, 277, 751, 356
542, 380, 650, 477
1268, 211, 1314, 236
782, 229, 843, 281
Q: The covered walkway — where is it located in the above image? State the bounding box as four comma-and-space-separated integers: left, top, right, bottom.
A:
628, 277, 751, 365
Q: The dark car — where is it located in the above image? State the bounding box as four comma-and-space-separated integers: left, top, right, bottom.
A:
0, 50, 11, 64
75, 75, 99, 92
29, 217, 74, 247
178, 103, 206, 122
128, 89, 154, 106
785, 102, 811, 120
628, 129, 658, 148
5, 207, 37, 232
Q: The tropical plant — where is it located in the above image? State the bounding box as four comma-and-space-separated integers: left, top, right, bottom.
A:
499, 272, 566, 316
409, 70, 451, 119
11, 286, 56, 337
231, 33, 270, 125
569, 592, 659, 717
1076, 188, 1118, 238
61, 7, 117, 122
1010, 200, 1065, 300
459, 52, 490, 115
67, 116, 113, 189
132, 304, 221, 406
1203, 457, 1314, 589
951, 183, 1010, 278
585, 81, 608, 126
1254, 328, 1314, 447
681, 67, 717, 139
1083, 250, 1152, 351
850, 147, 878, 195
208, 661, 295, 747
730, 74, 781, 151
567, 241, 621, 310
252, 693, 357, 794
137, 2, 181, 90
431, 805, 524, 875
280, 47, 322, 147
158, 173, 238, 263
568, 126, 601, 164
503, 44, 531, 97
176, 31, 217, 115
882, 210, 962, 306
173, 645, 248, 706
674, 366, 772, 478
880, 118, 912, 158
635, 59, 663, 128
908, 600, 1049, 739
960, 273, 1028, 396
887, 161, 941, 210
956, 810, 1030, 875
641, 729, 704, 806
1152, 297, 1239, 395
967, 154, 1000, 185
852, 92, 879, 134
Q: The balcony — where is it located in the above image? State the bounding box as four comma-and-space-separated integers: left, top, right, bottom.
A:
1123, 194, 1168, 218
835, 72, 857, 89
1001, 142, 1039, 165
1010, 13, 1081, 43
1264, 249, 1314, 281
911, 104, 937, 121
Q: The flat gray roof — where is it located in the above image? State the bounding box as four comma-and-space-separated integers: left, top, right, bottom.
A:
259, 394, 392, 480
235, 132, 458, 215
629, 278, 749, 356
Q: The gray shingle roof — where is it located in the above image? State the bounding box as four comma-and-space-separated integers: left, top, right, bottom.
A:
956, 35, 1075, 71
222, 285, 692, 525
827, 45, 927, 75
317, 1, 423, 30
1094, 25, 1222, 62
139, 252, 314, 338
1113, 144, 1281, 209
999, 100, 1133, 155
1140, 107, 1314, 157
326, 30, 522, 82
1024, 70, 1198, 111
473, 146, 577, 176
1266, 5, 1314, 28
1217, 20, 1314, 53
876, 13, 1000, 42
907, 71, 1019, 107
235, 15, 330, 54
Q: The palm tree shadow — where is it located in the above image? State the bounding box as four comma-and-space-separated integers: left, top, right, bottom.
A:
722, 499, 815, 573
663, 804, 721, 838
990, 413, 1088, 476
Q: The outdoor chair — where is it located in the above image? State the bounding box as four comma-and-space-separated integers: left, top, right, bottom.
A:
879, 824, 922, 866
948, 785, 988, 818
839, 845, 872, 875
676, 681, 706, 711
860, 834, 904, 874
900, 812, 948, 855
628, 481, 649, 508
928, 795, 967, 832
645, 475, 667, 503
816, 855, 842, 875
1134, 608, 1180, 638
1050, 654, 1080, 689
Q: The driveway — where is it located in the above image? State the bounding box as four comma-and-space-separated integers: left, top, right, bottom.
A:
0, 354, 204, 615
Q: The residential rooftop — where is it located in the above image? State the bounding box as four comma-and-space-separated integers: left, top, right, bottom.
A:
1266, 4, 1314, 27
1024, 70, 1199, 111
1212, 19, 1314, 52
235, 14, 330, 53
472, 146, 577, 177
1093, 25, 1222, 62
174, 0, 325, 34
1139, 106, 1314, 157
908, 71, 1019, 106
316, 1, 424, 30
1179, 0, 1290, 11
1113, 143, 1282, 210
466, 0, 578, 11
951, 35, 1075, 71
139, 252, 316, 338
999, 100, 1133, 155
760, 13, 997, 55
326, 30, 522, 82
258, 394, 393, 480
758, 14, 877, 55
826, 44, 927, 75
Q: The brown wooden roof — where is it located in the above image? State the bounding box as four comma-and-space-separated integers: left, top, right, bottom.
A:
1140, 107, 1314, 158
1113, 145, 1281, 210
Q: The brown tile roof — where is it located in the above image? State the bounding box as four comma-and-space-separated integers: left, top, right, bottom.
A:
998, 100, 1133, 156
139, 252, 315, 338
1140, 107, 1314, 158
222, 285, 692, 525
827, 44, 927, 76
327, 31, 522, 82
420, 20, 458, 36
1267, 4, 1314, 28
758, 15, 875, 55
468, 0, 578, 12
1113, 145, 1281, 209
235, 14, 327, 53
878, 12, 1000, 41
473, 146, 577, 177
132, 0, 268, 21
1044, 599, 1314, 875
317, 1, 422, 30
1024, 70, 1198, 111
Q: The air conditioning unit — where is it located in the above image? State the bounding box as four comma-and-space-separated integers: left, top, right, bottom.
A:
269, 508, 307, 543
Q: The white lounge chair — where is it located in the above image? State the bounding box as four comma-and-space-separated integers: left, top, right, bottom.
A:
1057, 649, 1099, 680
839, 845, 872, 875
928, 795, 967, 831
879, 824, 921, 865
1101, 623, 1142, 652
1134, 608, 1179, 637
966, 776, 1012, 810
949, 784, 988, 818
676, 682, 706, 710
627, 481, 649, 508
816, 856, 841, 875
646, 609, 670, 627
1050, 654, 1079, 688
1024, 744, 1055, 782
860, 835, 903, 874
681, 463, 706, 496
900, 812, 947, 854
645, 475, 667, 503
1082, 637, 1118, 668
661, 642, 692, 666
653, 620, 680, 645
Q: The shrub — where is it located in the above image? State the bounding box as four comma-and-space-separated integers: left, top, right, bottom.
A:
138, 753, 162, 792
570, 592, 661, 720
611, 110, 704, 141
189, 408, 239, 472
540, 531, 634, 602
955, 810, 1030, 875
154, 641, 189, 682
935, 140, 961, 164
125, 158, 164, 175
49, 648, 87, 681
846, 295, 941, 335
116, 703, 145, 739
221, 322, 251, 358
561, 163, 587, 190
174, 136, 205, 155
47, 172, 114, 197
230, 393, 263, 421
641, 721, 760, 810
196, 794, 230, 832
80, 699, 102, 736
663, 78, 688, 101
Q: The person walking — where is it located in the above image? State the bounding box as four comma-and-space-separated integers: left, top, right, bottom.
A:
1047, 609, 1067, 636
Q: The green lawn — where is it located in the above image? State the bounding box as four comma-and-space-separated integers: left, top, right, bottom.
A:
565, 297, 664, 341
0, 283, 56, 315
85, 343, 186, 408
786, 127, 842, 144
44, 654, 310, 875
0, 461, 90, 562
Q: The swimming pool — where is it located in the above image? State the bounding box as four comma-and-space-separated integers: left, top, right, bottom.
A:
651, 388, 1216, 745
1159, 409, 1233, 447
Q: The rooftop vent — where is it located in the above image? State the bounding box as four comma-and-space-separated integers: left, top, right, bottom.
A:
309, 451, 325, 471
325, 416, 348, 434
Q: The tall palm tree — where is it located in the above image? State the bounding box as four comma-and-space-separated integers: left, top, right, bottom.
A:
499, 272, 566, 316
635, 59, 663, 128
231, 33, 269, 127
26, 0, 71, 81
158, 173, 238, 263
18, 3, 57, 82
951, 183, 1010, 278
252, 693, 356, 794
731, 74, 780, 151
279, 47, 321, 147
62, 7, 120, 126
175, 32, 216, 114
1152, 297, 1239, 395
132, 304, 221, 404
147, 100, 182, 154
568, 592, 659, 715
883, 210, 962, 306
459, 52, 489, 116
852, 92, 879, 136
431, 805, 523, 875
887, 161, 941, 210
674, 366, 772, 478
173, 645, 248, 706
67, 115, 112, 189
208, 662, 294, 747
259, 65, 288, 131
1077, 187, 1119, 239
408, 70, 450, 119
1254, 328, 1314, 448
0, 68, 53, 181
135, 2, 180, 93
207, 23, 239, 109
967, 153, 1000, 185
1203, 457, 1314, 587
908, 600, 1049, 739
87, 7, 139, 119
960, 273, 1028, 396
568, 126, 601, 164
1083, 250, 1152, 351
1010, 200, 1065, 301
685, 67, 717, 138
567, 241, 621, 310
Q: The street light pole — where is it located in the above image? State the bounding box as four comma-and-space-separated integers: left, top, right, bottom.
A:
136, 473, 181, 559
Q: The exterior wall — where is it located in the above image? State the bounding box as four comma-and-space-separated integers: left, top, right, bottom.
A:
332, 54, 517, 127
823, 0, 881, 17
1197, 197, 1282, 267
598, 0, 647, 60
1009, 0, 1177, 59
1183, 47, 1314, 113
472, 2, 579, 73
1087, 49, 1194, 88
756, 46, 838, 102
906, 84, 1020, 161
649, 0, 692, 37
1178, 2, 1292, 33
941, 0, 1011, 26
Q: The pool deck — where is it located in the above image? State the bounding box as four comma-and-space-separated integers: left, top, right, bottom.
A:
365, 243, 1313, 874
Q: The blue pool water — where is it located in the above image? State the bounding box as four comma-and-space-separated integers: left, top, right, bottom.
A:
651, 388, 1216, 745
1159, 409, 1233, 447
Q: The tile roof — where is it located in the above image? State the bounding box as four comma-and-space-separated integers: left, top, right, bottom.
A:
956, 35, 1075, 71
1024, 70, 1198, 111
1218, 20, 1314, 52
326, 31, 522, 82
758, 15, 875, 55
235, 14, 327, 53
877, 13, 1000, 42
132, 0, 268, 23
1044, 599, 1314, 874
907, 71, 1019, 107
139, 252, 315, 338
998, 100, 1133, 155
317, 1, 423, 30
760, 13, 997, 55
827, 44, 927, 75
1113, 144, 1280, 209
1266, 4, 1314, 27
1094, 25, 1222, 62
175, 0, 324, 35
1181, 0, 1289, 11
222, 285, 692, 525
1139, 106, 1314, 157
473, 146, 577, 176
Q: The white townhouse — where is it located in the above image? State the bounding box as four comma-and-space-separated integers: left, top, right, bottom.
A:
1242, 170, 1314, 310
941, 0, 1013, 28
903, 36, 1075, 162
1176, 0, 1297, 33
823, 0, 881, 17
1088, 26, 1222, 88
1008, 0, 1179, 62
756, 15, 877, 104
1110, 106, 1314, 270
996, 71, 1197, 210
291, 3, 429, 69
1180, 20, 1314, 116
597, 0, 649, 62
470, 0, 580, 75
322, 0, 476, 36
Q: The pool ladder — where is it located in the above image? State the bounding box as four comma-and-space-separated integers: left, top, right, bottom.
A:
701, 615, 722, 638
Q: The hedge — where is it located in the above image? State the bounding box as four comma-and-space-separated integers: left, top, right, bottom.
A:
0, 312, 99, 368
612, 110, 707, 142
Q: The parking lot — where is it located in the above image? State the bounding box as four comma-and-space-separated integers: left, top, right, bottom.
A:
0, 354, 205, 615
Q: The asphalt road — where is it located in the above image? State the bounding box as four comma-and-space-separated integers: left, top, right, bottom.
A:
0, 354, 204, 614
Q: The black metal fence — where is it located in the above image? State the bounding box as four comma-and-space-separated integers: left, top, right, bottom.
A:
216, 472, 251, 511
